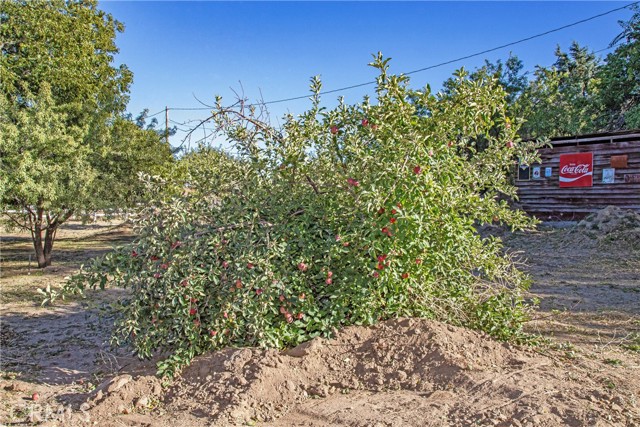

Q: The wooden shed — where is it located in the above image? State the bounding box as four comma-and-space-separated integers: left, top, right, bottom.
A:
514, 129, 640, 218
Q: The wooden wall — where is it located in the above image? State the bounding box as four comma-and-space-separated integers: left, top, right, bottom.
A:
515, 132, 640, 218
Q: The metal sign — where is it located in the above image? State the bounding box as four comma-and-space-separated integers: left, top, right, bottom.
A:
624, 174, 640, 183
559, 153, 593, 188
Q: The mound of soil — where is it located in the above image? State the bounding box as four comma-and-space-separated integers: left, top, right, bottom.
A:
577, 206, 640, 247
82, 318, 639, 426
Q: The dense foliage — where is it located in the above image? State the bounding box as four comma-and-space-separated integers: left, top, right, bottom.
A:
464, 6, 640, 139
49, 56, 543, 377
0, 0, 173, 267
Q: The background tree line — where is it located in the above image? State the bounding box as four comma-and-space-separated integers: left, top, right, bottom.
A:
459, 5, 640, 140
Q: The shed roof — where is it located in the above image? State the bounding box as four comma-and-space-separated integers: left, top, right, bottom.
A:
547, 129, 640, 147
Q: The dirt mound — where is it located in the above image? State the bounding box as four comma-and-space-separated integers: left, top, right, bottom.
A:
82, 319, 639, 426
577, 206, 640, 246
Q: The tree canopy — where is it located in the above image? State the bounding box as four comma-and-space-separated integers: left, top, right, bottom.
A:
462, 6, 640, 140
0, 0, 173, 267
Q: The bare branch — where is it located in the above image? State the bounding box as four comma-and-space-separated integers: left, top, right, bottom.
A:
305, 175, 320, 195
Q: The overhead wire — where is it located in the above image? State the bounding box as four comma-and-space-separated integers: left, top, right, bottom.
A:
148, 1, 637, 114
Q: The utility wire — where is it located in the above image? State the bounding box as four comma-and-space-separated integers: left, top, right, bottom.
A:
162, 39, 624, 141
146, 1, 637, 114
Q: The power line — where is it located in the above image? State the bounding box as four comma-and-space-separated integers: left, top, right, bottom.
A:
167, 39, 623, 143
150, 1, 637, 114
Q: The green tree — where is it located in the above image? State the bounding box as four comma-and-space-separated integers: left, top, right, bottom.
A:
516, 42, 601, 139
51, 56, 543, 377
598, 5, 640, 130
0, 0, 172, 267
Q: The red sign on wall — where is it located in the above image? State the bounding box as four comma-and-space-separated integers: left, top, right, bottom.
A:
559, 153, 593, 188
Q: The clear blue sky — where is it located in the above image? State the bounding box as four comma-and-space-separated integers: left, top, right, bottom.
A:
99, 1, 635, 149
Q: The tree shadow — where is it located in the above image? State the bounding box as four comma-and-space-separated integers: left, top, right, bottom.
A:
0, 290, 146, 386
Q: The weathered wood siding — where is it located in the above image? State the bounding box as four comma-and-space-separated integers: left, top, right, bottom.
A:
515, 131, 640, 217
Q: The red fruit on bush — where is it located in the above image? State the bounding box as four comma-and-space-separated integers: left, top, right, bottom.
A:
180, 279, 188, 287
391, 209, 397, 215
209, 330, 217, 337
361, 119, 369, 127
413, 165, 422, 175
150, 256, 159, 261
507, 141, 514, 148
247, 262, 254, 269
372, 271, 380, 278
327, 271, 333, 278
222, 261, 229, 269
286, 314, 294, 323
371, 124, 378, 130
190, 297, 198, 303
296, 312, 304, 320
335, 235, 341, 242
346, 177, 360, 187
160, 263, 169, 270
377, 208, 385, 215
279, 306, 286, 314
381, 227, 389, 234
448, 141, 454, 147
193, 319, 200, 327
189, 308, 197, 315
255, 288, 263, 295
131, 250, 138, 258
153, 273, 162, 279
377, 254, 387, 262
390, 218, 397, 224
325, 278, 332, 285
343, 242, 350, 247
279, 294, 286, 302
299, 293, 306, 300
397, 203, 402, 208
376, 262, 384, 270
415, 258, 422, 264
223, 312, 228, 319
297, 262, 308, 272
402, 273, 409, 279
330, 126, 339, 135
235, 279, 242, 289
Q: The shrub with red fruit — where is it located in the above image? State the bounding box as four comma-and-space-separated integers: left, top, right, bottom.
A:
53, 55, 543, 378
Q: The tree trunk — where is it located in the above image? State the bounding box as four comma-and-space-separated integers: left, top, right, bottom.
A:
30, 207, 73, 268
33, 223, 48, 268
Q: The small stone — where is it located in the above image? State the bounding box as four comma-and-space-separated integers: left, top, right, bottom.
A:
106, 374, 132, 393
284, 339, 321, 358
135, 396, 149, 408
153, 383, 162, 395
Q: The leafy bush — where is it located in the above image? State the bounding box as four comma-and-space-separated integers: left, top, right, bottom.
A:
48, 55, 543, 377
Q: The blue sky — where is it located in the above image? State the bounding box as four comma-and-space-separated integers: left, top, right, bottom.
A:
99, 1, 635, 149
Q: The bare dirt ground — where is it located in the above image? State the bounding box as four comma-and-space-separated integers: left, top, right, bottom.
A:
1, 213, 639, 427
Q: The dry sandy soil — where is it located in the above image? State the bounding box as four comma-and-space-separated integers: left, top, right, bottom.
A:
0, 211, 639, 427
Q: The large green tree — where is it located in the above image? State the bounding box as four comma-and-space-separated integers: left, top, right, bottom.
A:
0, 0, 173, 267
598, 5, 640, 130
516, 42, 601, 139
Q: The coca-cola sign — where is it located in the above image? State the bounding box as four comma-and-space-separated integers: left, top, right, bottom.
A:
559, 153, 593, 188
